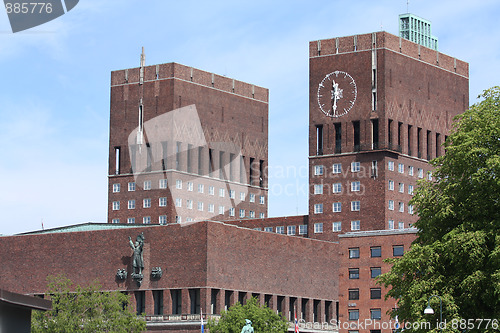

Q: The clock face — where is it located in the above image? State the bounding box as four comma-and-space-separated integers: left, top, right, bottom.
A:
317, 70, 357, 118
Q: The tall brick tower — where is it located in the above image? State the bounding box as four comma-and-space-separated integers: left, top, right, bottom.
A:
107, 50, 269, 225
308, 31, 468, 241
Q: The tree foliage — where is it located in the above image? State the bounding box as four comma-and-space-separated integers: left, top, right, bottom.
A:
378, 87, 500, 332
31, 275, 146, 333
207, 297, 288, 333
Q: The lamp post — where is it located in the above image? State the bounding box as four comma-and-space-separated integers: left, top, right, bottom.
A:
424, 295, 442, 330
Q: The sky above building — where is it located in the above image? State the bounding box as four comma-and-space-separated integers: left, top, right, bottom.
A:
0, 0, 498, 235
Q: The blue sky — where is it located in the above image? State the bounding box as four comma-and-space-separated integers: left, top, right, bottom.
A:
0, 0, 498, 235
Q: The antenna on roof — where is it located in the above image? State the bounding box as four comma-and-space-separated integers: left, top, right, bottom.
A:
407, 0, 410, 13
140, 46, 145, 68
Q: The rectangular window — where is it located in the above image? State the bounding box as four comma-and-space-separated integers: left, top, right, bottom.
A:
153, 290, 164, 315
229, 207, 235, 216
351, 181, 360, 192
314, 223, 323, 233
175, 216, 181, 223
418, 168, 424, 178
371, 267, 382, 278
209, 186, 215, 195
335, 123, 342, 153
114, 147, 120, 175
144, 180, 151, 190
229, 190, 235, 199
264, 227, 273, 232
398, 163, 404, 173
208, 204, 215, 213
333, 163, 342, 174
428, 171, 433, 181
353, 121, 360, 151
409, 166, 414, 176
398, 221, 405, 229
187, 182, 193, 191
371, 246, 381, 257
219, 206, 225, 215
351, 220, 360, 231
370, 288, 382, 299
198, 184, 204, 193
260, 212, 265, 218
159, 197, 167, 207
393, 245, 404, 256
333, 183, 342, 193
276, 226, 285, 234
296, 225, 306, 235
197, 202, 204, 211
112, 201, 120, 210
314, 184, 323, 194
128, 200, 135, 209
112, 218, 119, 223
249, 210, 255, 218
287, 225, 296, 235
351, 162, 361, 172
143, 216, 151, 224
332, 202, 342, 212
175, 198, 182, 207
159, 179, 168, 189
143, 198, 151, 208
388, 219, 394, 230
388, 161, 394, 171
370, 309, 382, 320
388, 180, 394, 190
314, 204, 323, 214
314, 165, 324, 175
159, 215, 167, 225
348, 289, 359, 300
176, 179, 182, 189
408, 205, 414, 214
388, 200, 394, 210
399, 202, 404, 212
349, 248, 360, 259
408, 185, 414, 195
239, 209, 245, 218
399, 183, 404, 193
249, 193, 255, 203
351, 201, 360, 211
219, 188, 225, 197
332, 221, 342, 232
240, 192, 245, 201
127, 217, 135, 224
128, 182, 136, 191
349, 268, 359, 279
316, 125, 324, 155
349, 309, 359, 321
186, 200, 193, 209
113, 183, 120, 193
259, 196, 265, 205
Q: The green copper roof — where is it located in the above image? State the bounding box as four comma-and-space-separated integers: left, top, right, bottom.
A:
17, 222, 152, 235
399, 13, 438, 51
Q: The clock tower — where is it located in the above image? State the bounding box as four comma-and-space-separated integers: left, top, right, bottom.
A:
308, 32, 469, 241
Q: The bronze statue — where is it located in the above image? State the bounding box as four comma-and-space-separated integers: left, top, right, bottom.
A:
129, 232, 145, 276
241, 319, 254, 333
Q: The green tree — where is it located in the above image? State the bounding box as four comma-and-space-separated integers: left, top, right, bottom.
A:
207, 297, 288, 333
378, 87, 500, 332
32, 275, 146, 333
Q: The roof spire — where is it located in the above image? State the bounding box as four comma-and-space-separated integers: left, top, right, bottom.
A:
140, 46, 145, 68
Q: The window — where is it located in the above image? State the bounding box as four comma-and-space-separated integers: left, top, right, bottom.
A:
370, 288, 382, 299
314, 165, 324, 175
388, 180, 394, 190
399, 183, 404, 193
144, 180, 151, 190
332, 221, 342, 232
332, 163, 342, 174
208, 204, 215, 213
264, 227, 273, 232
351, 201, 360, 211
143, 216, 151, 224
112, 201, 120, 210
198, 184, 204, 193
113, 183, 120, 193
399, 202, 404, 212
219, 188, 225, 197
393, 245, 404, 256
229, 190, 235, 199
427, 171, 433, 181
239, 209, 245, 218
287, 225, 296, 235
351, 162, 360, 172
128, 200, 136, 209
349, 268, 359, 279
388, 161, 394, 171
240, 192, 246, 201
159, 197, 167, 207
408, 184, 414, 195
398, 163, 404, 173
187, 182, 193, 191
253, 227, 261, 231
388, 200, 394, 210
175, 198, 182, 207
112, 218, 119, 223
127, 217, 135, 224
351, 181, 360, 192
209, 186, 215, 195
259, 196, 265, 205
351, 220, 360, 231
388, 219, 394, 230
197, 202, 204, 211
249, 210, 255, 218
299, 225, 307, 235
418, 168, 424, 178
314, 184, 323, 194
159, 215, 167, 225
276, 226, 285, 234
143, 198, 151, 208
314, 204, 323, 214
220, 206, 226, 215
409, 166, 414, 176
128, 182, 136, 191
229, 207, 235, 216
398, 221, 404, 229
370, 246, 381, 257
159, 179, 168, 189
333, 202, 341, 212
249, 193, 255, 203
408, 204, 414, 214
348, 309, 359, 321
176, 179, 182, 189
349, 248, 360, 259
175, 216, 181, 223
371, 267, 382, 278
314, 223, 323, 233
370, 309, 382, 320
259, 212, 265, 218
348, 289, 359, 300
186, 200, 193, 209
333, 183, 342, 193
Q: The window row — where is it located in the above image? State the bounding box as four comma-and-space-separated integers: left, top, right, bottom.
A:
387, 161, 432, 180
348, 308, 382, 321
388, 180, 414, 195
313, 162, 362, 176
348, 267, 382, 279
387, 219, 413, 230
348, 245, 404, 259
348, 288, 382, 300
313, 221, 360, 233
388, 200, 414, 214
112, 216, 168, 225
314, 201, 361, 214
313, 181, 363, 195
253, 225, 308, 236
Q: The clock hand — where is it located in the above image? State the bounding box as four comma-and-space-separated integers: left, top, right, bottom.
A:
332, 81, 339, 113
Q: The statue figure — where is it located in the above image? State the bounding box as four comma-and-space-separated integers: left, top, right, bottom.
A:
241, 319, 254, 333
129, 232, 145, 276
